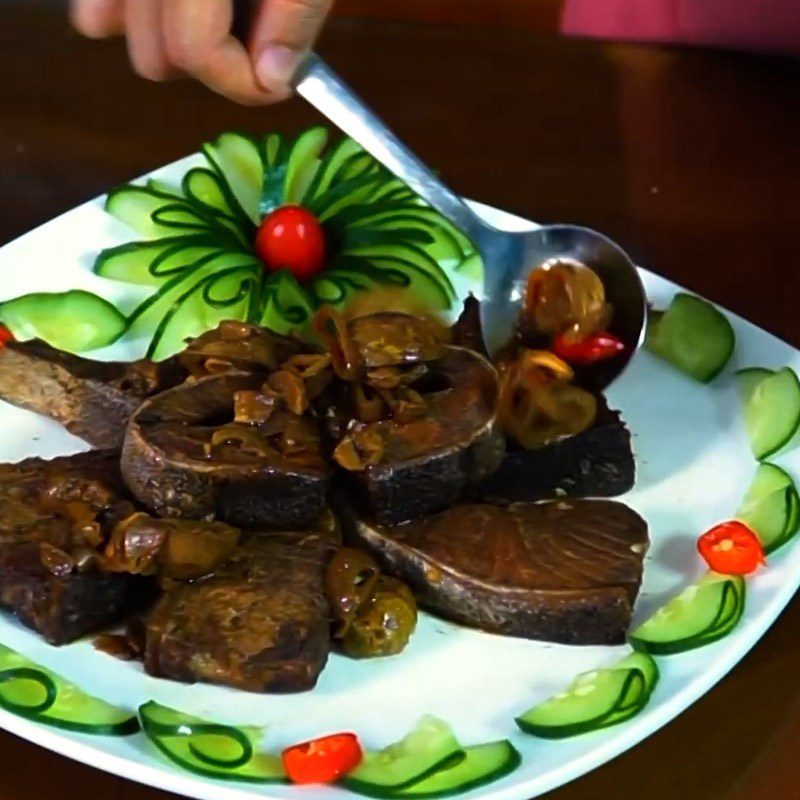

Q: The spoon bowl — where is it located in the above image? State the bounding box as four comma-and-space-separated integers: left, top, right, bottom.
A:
477, 223, 647, 388
292, 54, 647, 389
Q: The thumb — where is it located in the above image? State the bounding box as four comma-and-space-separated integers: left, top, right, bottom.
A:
251, 0, 334, 96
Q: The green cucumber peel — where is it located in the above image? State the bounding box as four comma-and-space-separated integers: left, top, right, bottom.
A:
0, 645, 138, 735
0, 290, 126, 351
139, 701, 285, 783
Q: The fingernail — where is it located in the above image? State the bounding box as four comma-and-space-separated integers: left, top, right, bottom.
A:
256, 45, 300, 91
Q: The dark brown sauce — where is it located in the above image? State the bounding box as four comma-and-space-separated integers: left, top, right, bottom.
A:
93, 633, 139, 661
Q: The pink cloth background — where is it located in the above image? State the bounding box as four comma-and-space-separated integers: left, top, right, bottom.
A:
562, 0, 800, 56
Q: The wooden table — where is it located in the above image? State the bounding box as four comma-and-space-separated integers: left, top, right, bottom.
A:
2, 5, 799, 799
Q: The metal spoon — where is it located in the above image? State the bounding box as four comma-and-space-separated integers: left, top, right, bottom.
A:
293, 54, 646, 388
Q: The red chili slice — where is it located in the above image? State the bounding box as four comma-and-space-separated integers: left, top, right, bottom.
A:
697, 520, 766, 575
0, 325, 14, 348
552, 330, 625, 365
282, 732, 363, 784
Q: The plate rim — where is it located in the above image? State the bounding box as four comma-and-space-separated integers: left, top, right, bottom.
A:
0, 156, 797, 800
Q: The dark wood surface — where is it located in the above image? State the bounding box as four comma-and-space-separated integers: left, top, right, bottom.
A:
2, 5, 800, 800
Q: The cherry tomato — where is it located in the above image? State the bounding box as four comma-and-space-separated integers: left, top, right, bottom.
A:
552, 330, 625, 365
0, 325, 13, 348
255, 205, 326, 282
282, 732, 362, 784
697, 520, 766, 575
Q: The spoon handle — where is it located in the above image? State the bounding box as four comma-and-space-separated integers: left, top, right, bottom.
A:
294, 53, 492, 246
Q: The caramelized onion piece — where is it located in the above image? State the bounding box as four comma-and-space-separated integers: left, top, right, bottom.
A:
104, 512, 239, 579
380, 387, 426, 423
279, 416, 324, 465
39, 542, 74, 577
265, 370, 309, 416
525, 260, 611, 340
313, 306, 361, 381
233, 389, 278, 424
348, 313, 447, 368
365, 363, 428, 390
281, 353, 333, 400
351, 383, 385, 423
181, 320, 301, 378
498, 358, 597, 449
208, 424, 278, 459
516, 349, 575, 385
334, 426, 385, 471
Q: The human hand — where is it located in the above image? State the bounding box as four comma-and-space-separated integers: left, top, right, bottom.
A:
69, 0, 334, 105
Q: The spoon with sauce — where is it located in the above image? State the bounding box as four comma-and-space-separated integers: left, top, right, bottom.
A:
291, 54, 647, 389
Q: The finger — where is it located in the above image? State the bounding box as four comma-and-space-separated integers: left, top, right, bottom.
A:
251, 0, 334, 96
69, 0, 125, 39
163, 0, 275, 105
125, 0, 177, 81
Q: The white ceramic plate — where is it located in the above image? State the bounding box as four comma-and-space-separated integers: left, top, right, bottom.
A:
0, 154, 798, 800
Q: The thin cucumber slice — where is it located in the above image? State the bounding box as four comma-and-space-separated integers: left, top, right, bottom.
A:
182, 168, 253, 228
202, 132, 265, 224
786, 488, 800, 544
106, 186, 219, 239
260, 271, 315, 337
304, 137, 364, 201
515, 651, 657, 738
94, 236, 221, 286
737, 462, 800, 552
344, 716, 461, 796
645, 293, 735, 381
151, 204, 248, 248
735, 367, 773, 405
0, 290, 126, 352
0, 645, 138, 735
126, 250, 254, 338
147, 265, 256, 360
737, 367, 800, 459
139, 701, 285, 783
630, 572, 746, 655
284, 126, 329, 206
393, 741, 520, 798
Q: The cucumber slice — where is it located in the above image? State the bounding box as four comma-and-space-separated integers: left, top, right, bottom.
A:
147, 265, 256, 360
645, 293, 735, 381
182, 168, 253, 228
126, 250, 255, 338
284, 126, 329, 207
737, 367, 800, 459
736, 367, 773, 405
737, 462, 800, 553
0, 290, 126, 352
515, 651, 658, 738
139, 701, 285, 783
0, 645, 138, 735
260, 271, 315, 337
344, 716, 461, 796
106, 186, 218, 239
392, 741, 520, 798
630, 572, 746, 655
201, 132, 265, 225
304, 137, 364, 201
94, 236, 221, 286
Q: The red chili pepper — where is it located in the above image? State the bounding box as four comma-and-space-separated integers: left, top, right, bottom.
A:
552, 331, 625, 365
697, 520, 766, 575
255, 205, 326, 283
282, 732, 363, 785
0, 325, 13, 348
